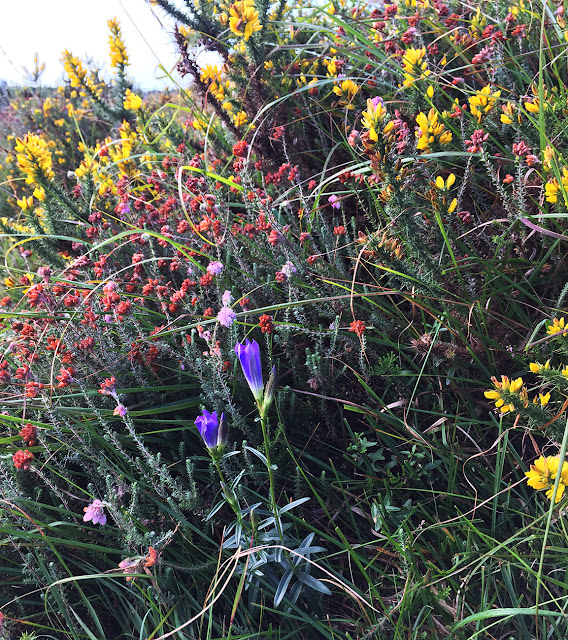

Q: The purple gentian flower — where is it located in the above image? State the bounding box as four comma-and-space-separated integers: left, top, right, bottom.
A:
195, 409, 226, 454
206, 261, 224, 276
234, 339, 264, 401
83, 500, 107, 526
217, 306, 236, 327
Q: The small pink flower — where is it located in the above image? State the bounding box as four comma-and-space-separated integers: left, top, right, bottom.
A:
206, 261, 224, 276
280, 261, 297, 279
113, 404, 128, 417
83, 500, 107, 526
217, 306, 236, 327
328, 195, 341, 210
222, 290, 233, 306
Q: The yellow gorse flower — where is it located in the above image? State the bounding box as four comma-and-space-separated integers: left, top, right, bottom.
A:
434, 174, 456, 190
529, 360, 550, 373
547, 317, 567, 336
415, 109, 452, 153
228, 0, 263, 41
15, 133, 55, 185
545, 168, 568, 204
108, 18, 129, 68
124, 89, 143, 111
62, 51, 103, 98
233, 110, 249, 127
500, 102, 519, 125
468, 85, 501, 122
361, 98, 386, 143
484, 375, 527, 414
525, 455, 568, 502
333, 79, 359, 109
401, 47, 430, 88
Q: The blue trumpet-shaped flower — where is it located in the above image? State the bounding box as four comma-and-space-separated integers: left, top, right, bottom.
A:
234, 339, 264, 402
195, 409, 226, 457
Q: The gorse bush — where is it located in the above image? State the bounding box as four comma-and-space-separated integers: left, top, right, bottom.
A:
2, 0, 568, 638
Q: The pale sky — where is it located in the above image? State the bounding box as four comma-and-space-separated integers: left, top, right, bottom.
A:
1, 0, 183, 90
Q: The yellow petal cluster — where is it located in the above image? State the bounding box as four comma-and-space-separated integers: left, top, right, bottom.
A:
124, 89, 143, 111
468, 85, 501, 123
108, 18, 129, 68
547, 317, 567, 336
415, 109, 452, 153
361, 98, 386, 143
333, 79, 359, 110
228, 0, 263, 41
15, 133, 55, 185
484, 375, 527, 414
401, 47, 430, 88
525, 456, 568, 502
545, 168, 568, 204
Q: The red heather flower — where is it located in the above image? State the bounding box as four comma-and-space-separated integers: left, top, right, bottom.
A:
145, 546, 158, 567
259, 314, 273, 334
349, 320, 366, 337
25, 382, 43, 398
268, 230, 282, 246
333, 225, 346, 236
471, 45, 493, 65
19, 423, 37, 445
233, 140, 248, 157
464, 129, 489, 153
99, 377, 117, 396
56, 368, 75, 388
13, 449, 34, 470
512, 141, 530, 157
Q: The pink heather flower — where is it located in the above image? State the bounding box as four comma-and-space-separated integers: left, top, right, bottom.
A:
113, 404, 128, 416
371, 96, 384, 108
281, 261, 297, 279
206, 261, 224, 276
328, 195, 341, 209
218, 306, 236, 327
464, 129, 489, 153
83, 500, 107, 526
222, 290, 233, 306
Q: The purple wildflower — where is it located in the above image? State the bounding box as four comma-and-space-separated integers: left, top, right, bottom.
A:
195, 409, 226, 455
83, 500, 107, 526
234, 339, 264, 401
222, 290, 233, 306
217, 306, 236, 327
206, 261, 224, 276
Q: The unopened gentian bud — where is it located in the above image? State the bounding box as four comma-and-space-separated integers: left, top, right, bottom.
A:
261, 366, 277, 416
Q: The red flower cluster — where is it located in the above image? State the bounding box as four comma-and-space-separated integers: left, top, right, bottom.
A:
13, 449, 34, 470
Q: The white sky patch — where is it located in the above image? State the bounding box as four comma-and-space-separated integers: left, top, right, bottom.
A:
1, 0, 184, 90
